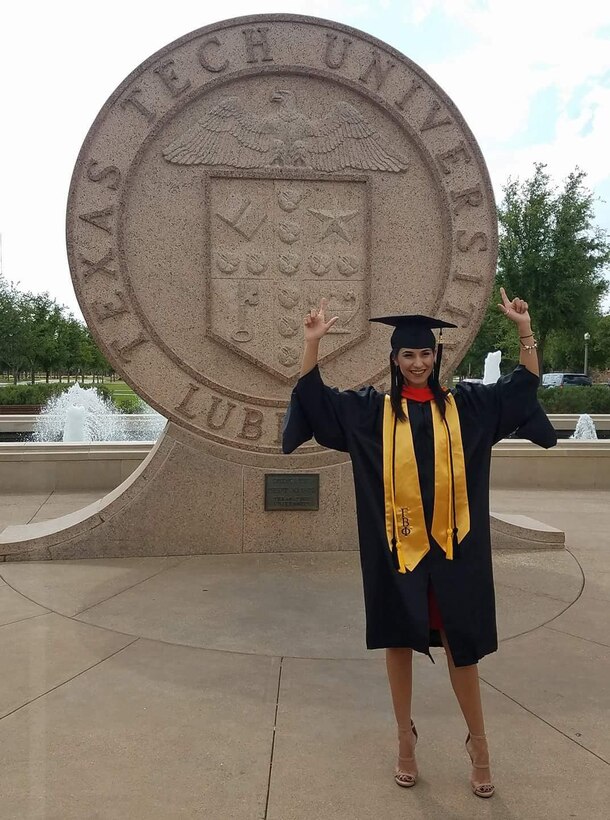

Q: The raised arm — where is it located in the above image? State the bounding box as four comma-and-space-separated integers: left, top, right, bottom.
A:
300, 297, 339, 376
283, 298, 379, 453
497, 287, 539, 376
455, 287, 549, 445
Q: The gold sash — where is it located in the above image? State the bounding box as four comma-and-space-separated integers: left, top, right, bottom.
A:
382, 394, 470, 572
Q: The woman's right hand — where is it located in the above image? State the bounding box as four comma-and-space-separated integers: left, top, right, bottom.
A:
304, 298, 339, 342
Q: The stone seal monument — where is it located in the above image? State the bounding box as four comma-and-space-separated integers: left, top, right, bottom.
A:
1, 14, 497, 560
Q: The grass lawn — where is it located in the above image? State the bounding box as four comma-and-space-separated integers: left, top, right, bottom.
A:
97, 381, 138, 398
1, 377, 138, 395
97, 381, 145, 412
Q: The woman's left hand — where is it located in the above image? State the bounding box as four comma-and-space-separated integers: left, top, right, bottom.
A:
498, 286, 531, 328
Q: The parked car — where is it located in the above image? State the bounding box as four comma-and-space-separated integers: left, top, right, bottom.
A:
541, 372, 593, 387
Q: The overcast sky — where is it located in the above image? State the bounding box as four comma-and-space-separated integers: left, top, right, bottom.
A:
1, 0, 609, 317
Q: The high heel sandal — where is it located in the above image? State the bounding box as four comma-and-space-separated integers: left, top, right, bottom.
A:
465, 732, 495, 798
395, 719, 418, 788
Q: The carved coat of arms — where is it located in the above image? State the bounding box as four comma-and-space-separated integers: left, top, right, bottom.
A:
163, 91, 408, 381
163, 90, 408, 172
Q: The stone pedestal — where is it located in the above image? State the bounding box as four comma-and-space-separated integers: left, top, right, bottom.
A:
0, 423, 358, 560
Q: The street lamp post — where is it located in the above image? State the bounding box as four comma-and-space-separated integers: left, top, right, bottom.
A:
584, 332, 590, 376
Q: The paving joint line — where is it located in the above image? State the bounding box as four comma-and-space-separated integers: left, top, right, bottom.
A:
0, 575, 71, 617
263, 656, 284, 820
0, 578, 379, 659
543, 624, 610, 650
499, 546, 586, 645
0, 611, 49, 631
25, 490, 54, 525
494, 579, 578, 604
73, 555, 194, 616
479, 674, 609, 766
0, 555, 192, 620
0, 636, 140, 723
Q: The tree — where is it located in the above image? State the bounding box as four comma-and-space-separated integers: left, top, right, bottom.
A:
56, 314, 86, 383
497, 163, 610, 373
589, 314, 610, 372
545, 312, 610, 373
21, 293, 63, 383
0, 280, 31, 383
0, 276, 115, 385
81, 328, 112, 381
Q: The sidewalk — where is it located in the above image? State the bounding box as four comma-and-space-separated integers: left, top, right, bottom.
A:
0, 489, 608, 819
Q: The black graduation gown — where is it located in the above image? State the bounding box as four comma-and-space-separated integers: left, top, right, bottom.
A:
282, 364, 557, 667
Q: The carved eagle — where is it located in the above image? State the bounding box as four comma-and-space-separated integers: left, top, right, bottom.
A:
163, 90, 408, 172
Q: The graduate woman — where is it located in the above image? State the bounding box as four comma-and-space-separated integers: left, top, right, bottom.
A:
282, 288, 556, 799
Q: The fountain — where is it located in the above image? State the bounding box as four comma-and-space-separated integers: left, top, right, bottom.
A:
570, 414, 598, 440
483, 351, 502, 384
62, 405, 87, 442
33, 383, 165, 442
34, 383, 119, 442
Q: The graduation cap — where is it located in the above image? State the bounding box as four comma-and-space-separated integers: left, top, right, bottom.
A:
369, 314, 457, 380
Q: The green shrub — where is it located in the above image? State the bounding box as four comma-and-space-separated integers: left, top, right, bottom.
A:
112, 394, 143, 414
538, 385, 610, 413
0, 383, 68, 405
92, 383, 113, 401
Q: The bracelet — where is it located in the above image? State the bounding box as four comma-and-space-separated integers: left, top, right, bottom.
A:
520, 333, 534, 339
520, 340, 538, 351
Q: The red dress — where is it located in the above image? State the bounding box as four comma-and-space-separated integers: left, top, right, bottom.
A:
428, 583, 443, 630
401, 384, 444, 632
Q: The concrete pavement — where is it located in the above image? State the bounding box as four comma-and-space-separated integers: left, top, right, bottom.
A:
0, 489, 608, 819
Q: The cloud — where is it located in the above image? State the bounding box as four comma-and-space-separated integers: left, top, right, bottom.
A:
488, 83, 610, 189
427, 6, 604, 118
398, 0, 610, 292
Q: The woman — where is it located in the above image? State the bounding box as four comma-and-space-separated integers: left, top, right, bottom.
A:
282, 288, 556, 798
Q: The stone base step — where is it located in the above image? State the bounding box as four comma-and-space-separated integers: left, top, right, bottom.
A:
491, 512, 565, 550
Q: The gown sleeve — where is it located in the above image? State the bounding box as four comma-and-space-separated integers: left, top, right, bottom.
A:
454, 364, 557, 448
282, 364, 380, 454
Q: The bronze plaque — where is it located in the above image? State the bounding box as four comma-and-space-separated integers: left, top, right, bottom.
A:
265, 473, 319, 510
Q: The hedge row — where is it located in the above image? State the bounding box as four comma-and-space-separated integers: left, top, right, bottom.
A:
0, 383, 74, 404
3, 381, 610, 415
0, 383, 144, 414
537, 385, 610, 413
112, 394, 144, 413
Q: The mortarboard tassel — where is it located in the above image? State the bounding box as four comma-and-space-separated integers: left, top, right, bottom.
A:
434, 328, 444, 382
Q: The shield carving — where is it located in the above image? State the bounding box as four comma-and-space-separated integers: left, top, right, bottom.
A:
205, 171, 370, 381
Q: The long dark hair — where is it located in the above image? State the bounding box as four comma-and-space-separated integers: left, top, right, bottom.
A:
389, 351, 450, 422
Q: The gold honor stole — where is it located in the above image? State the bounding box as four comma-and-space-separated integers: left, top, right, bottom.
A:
382, 394, 470, 572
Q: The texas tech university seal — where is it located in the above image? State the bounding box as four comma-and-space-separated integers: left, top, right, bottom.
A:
67, 14, 497, 455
